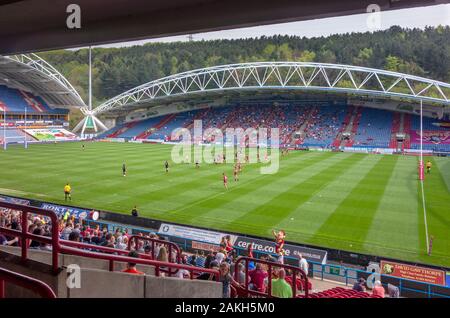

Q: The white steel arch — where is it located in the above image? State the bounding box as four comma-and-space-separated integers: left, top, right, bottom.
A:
6, 53, 85, 106
93, 61, 450, 115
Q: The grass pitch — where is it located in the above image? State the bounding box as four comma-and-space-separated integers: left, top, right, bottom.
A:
0, 141, 449, 267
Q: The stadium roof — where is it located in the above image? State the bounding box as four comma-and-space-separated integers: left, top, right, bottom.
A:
0, 0, 447, 54
92, 62, 450, 117
0, 53, 85, 108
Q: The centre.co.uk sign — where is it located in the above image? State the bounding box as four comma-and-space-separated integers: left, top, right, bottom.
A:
233, 236, 328, 264
158, 223, 327, 264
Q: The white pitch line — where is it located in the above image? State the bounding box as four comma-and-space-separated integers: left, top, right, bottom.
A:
420, 180, 430, 255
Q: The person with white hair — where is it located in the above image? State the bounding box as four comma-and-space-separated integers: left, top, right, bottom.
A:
372, 280, 385, 298
115, 235, 127, 250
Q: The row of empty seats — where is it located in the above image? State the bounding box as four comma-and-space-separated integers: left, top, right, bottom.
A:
0, 85, 67, 115
308, 286, 382, 298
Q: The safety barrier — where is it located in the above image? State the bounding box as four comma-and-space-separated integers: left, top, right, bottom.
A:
0, 201, 60, 273
0, 266, 56, 298
233, 256, 309, 298
85, 216, 450, 298
0, 202, 220, 283
127, 235, 182, 276
308, 261, 450, 298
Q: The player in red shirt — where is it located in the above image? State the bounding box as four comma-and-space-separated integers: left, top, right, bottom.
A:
223, 172, 228, 190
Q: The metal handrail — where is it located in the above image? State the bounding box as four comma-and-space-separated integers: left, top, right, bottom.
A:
0, 202, 219, 281
0, 201, 60, 273
127, 235, 182, 275
234, 256, 309, 298
0, 266, 56, 298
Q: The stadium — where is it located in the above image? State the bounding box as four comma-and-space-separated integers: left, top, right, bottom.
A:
0, 1, 449, 301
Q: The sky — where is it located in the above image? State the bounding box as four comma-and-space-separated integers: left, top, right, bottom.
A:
96, 4, 450, 48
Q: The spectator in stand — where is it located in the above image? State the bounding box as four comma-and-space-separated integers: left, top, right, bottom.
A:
101, 233, 115, 248
91, 231, 102, 245
236, 262, 246, 284
387, 283, 400, 298
189, 254, 197, 266
216, 249, 226, 264
248, 263, 268, 292
204, 251, 215, 269
0, 233, 18, 246
298, 254, 309, 276
72, 223, 81, 236
30, 227, 44, 248
197, 261, 220, 280
122, 251, 144, 275
115, 235, 127, 250
372, 280, 385, 298
219, 262, 236, 298
176, 256, 190, 279
68, 231, 80, 242
271, 269, 292, 298
157, 246, 168, 263
61, 222, 73, 240
82, 231, 92, 244
352, 278, 366, 292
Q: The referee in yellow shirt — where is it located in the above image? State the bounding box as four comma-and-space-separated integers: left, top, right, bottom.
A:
64, 183, 72, 201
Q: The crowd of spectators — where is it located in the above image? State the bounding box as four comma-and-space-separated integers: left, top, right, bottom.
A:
1, 207, 394, 298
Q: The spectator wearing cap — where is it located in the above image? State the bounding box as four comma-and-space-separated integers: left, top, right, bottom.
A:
122, 251, 144, 275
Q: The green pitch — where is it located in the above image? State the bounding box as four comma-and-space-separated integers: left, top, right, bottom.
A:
0, 141, 449, 267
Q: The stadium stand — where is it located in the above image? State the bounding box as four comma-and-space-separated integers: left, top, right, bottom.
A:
410, 115, 450, 152
307, 286, 382, 298
0, 85, 66, 115
0, 129, 35, 143
353, 108, 392, 148
0, 201, 318, 298
100, 104, 449, 153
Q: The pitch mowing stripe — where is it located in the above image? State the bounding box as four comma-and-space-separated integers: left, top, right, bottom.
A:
433, 157, 450, 192
103, 152, 293, 212
168, 151, 333, 222
94, 146, 309, 214
181, 152, 340, 225
217, 152, 360, 234
149, 151, 318, 219
275, 154, 382, 240
363, 156, 420, 258
417, 157, 450, 266
309, 155, 399, 252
